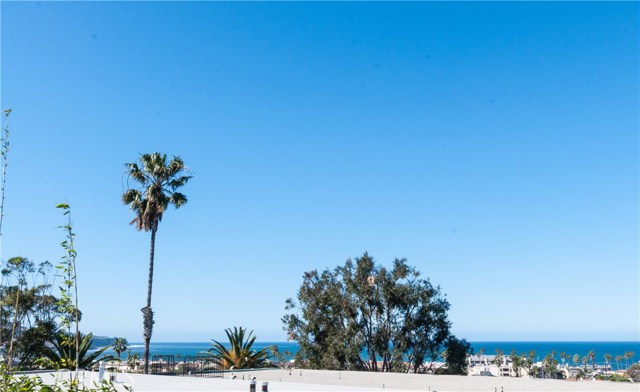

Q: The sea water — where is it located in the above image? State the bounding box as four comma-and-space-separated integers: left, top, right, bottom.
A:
100, 341, 639, 367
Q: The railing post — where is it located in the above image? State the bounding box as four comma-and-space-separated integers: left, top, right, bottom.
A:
249, 380, 256, 392
262, 381, 269, 392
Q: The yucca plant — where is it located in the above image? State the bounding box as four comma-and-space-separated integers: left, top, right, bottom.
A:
42, 332, 114, 370
206, 327, 274, 369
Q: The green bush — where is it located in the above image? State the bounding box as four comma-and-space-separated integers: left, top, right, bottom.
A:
625, 363, 640, 382
0, 364, 132, 392
594, 373, 630, 382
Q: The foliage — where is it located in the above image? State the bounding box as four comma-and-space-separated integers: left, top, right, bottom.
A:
493, 349, 503, 369
541, 353, 559, 379
442, 336, 472, 375
122, 152, 191, 374
112, 338, 128, 360
206, 327, 274, 369
126, 351, 140, 372
623, 351, 635, 369
521, 350, 536, 376
625, 363, 640, 382
41, 332, 114, 370
604, 353, 612, 370
1, 257, 63, 368
0, 109, 10, 251
1, 363, 132, 391
595, 373, 631, 382
283, 253, 459, 373
270, 346, 293, 368
509, 349, 522, 377
56, 203, 81, 374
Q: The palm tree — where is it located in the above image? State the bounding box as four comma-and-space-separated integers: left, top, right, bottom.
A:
112, 337, 129, 360
588, 350, 595, 371
126, 351, 140, 372
615, 355, 623, 370
43, 332, 113, 370
206, 327, 274, 369
624, 351, 634, 369
122, 152, 191, 374
559, 352, 567, 368
604, 353, 612, 371
572, 354, 580, 367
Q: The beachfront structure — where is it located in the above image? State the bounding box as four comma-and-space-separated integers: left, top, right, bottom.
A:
467, 354, 623, 380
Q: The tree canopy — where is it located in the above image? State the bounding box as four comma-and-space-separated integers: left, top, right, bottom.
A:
283, 253, 471, 373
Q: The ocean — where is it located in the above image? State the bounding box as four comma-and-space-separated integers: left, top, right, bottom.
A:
99, 341, 639, 367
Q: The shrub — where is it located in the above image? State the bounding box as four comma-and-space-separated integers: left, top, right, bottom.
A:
625, 363, 640, 382
0, 364, 132, 392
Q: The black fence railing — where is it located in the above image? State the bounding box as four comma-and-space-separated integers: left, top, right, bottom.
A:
150, 355, 224, 378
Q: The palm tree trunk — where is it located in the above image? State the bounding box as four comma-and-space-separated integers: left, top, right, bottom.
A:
142, 227, 157, 374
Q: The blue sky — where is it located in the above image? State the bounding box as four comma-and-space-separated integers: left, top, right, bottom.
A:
1, 2, 638, 342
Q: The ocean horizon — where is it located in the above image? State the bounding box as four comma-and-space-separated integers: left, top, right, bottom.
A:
98, 341, 639, 368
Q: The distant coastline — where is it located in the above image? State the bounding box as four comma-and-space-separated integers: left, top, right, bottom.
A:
95, 340, 639, 367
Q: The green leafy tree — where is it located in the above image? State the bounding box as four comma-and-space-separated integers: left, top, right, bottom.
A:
3, 257, 31, 369
615, 355, 623, 370
206, 327, 273, 369
625, 363, 640, 382
283, 253, 457, 373
42, 332, 114, 370
442, 336, 472, 375
494, 349, 504, 376
122, 153, 191, 374
112, 338, 129, 360
0, 258, 61, 369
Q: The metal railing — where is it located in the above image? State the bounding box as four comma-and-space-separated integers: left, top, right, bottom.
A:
150, 354, 223, 378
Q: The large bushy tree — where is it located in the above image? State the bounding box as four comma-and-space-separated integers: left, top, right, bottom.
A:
283, 253, 466, 373
122, 152, 191, 374
0, 257, 65, 369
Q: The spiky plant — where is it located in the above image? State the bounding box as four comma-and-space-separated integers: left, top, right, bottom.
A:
42, 332, 113, 370
206, 327, 274, 369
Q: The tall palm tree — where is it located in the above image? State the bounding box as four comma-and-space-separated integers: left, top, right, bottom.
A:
588, 350, 596, 371
615, 355, 623, 370
122, 153, 191, 374
604, 353, 612, 371
624, 351, 634, 369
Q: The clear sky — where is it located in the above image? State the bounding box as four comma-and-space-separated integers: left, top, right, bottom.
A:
1, 2, 638, 342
